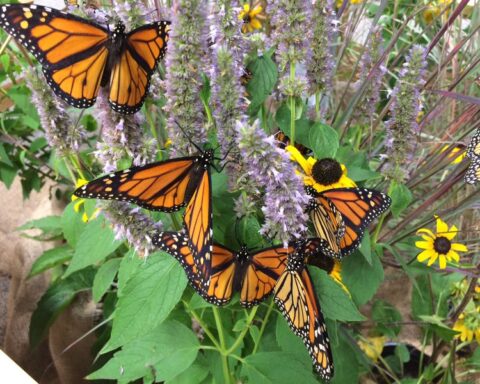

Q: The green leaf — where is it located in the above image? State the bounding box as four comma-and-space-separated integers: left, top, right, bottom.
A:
117, 249, 144, 296
92, 258, 122, 302
29, 245, 73, 277
342, 248, 384, 306
247, 54, 278, 113
0, 164, 17, 188
310, 267, 365, 321
89, 320, 199, 383
331, 329, 363, 384
17, 215, 62, 237
359, 230, 372, 265
0, 143, 13, 166
61, 201, 87, 247
101, 253, 187, 353
199, 73, 211, 105
371, 300, 402, 337
309, 123, 339, 158
395, 344, 410, 363
166, 362, 209, 384
64, 217, 122, 277
390, 181, 412, 218
29, 267, 95, 348
418, 315, 459, 341
29, 137, 48, 153
275, 314, 310, 363
241, 352, 319, 384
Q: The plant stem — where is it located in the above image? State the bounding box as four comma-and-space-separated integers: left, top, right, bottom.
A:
226, 306, 258, 355
186, 306, 221, 350
212, 307, 231, 384
252, 300, 275, 354
289, 62, 296, 146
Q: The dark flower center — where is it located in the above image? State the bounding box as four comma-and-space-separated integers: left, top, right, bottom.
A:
309, 255, 334, 274
311, 158, 343, 186
433, 236, 451, 255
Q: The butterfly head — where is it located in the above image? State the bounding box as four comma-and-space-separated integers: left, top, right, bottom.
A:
111, 21, 126, 42
202, 149, 215, 167
235, 245, 251, 264
311, 158, 343, 186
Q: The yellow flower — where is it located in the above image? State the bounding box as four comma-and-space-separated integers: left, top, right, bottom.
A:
239, 2, 265, 34
72, 178, 100, 222
415, 215, 468, 269
453, 312, 480, 343
285, 145, 356, 193
358, 336, 387, 362
423, 6, 441, 24
440, 144, 466, 165
309, 255, 349, 295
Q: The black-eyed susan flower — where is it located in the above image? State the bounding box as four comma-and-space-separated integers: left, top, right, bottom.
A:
415, 215, 468, 269
286, 145, 356, 193
358, 336, 387, 362
72, 178, 100, 222
440, 144, 466, 165
239, 2, 265, 34
309, 255, 349, 294
452, 309, 480, 343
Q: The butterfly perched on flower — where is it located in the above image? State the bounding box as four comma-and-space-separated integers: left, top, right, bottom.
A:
465, 128, 480, 185
153, 231, 324, 307
306, 186, 391, 257
274, 243, 334, 380
74, 150, 214, 285
0, 4, 170, 114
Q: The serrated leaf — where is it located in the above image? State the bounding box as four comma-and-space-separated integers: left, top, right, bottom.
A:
309, 268, 365, 321
247, 54, 278, 113
390, 181, 412, 218
64, 217, 122, 277
89, 320, 199, 383
275, 315, 310, 362
117, 250, 145, 296
29, 267, 95, 348
309, 123, 339, 158
241, 352, 319, 384
92, 258, 121, 302
61, 201, 87, 247
101, 253, 187, 353
342, 248, 384, 306
29, 245, 73, 277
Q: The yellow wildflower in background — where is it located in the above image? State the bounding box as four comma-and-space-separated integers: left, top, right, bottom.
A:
453, 310, 480, 343
71, 178, 100, 222
423, 0, 453, 24
239, 2, 265, 34
440, 144, 466, 165
415, 215, 468, 269
358, 336, 387, 362
285, 145, 356, 193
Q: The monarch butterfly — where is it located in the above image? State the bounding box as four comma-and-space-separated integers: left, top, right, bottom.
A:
274, 244, 333, 380
306, 186, 391, 257
153, 231, 325, 307
74, 150, 214, 284
0, 4, 170, 114
465, 128, 480, 185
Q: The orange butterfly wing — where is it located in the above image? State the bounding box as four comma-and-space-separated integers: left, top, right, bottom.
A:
319, 188, 391, 256
239, 245, 292, 307
183, 169, 213, 284
109, 22, 169, 114
0, 4, 109, 108
274, 254, 333, 380
153, 232, 235, 305
74, 157, 199, 212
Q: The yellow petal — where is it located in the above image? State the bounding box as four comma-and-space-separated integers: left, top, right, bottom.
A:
438, 254, 447, 269
285, 145, 311, 175
427, 252, 439, 266
446, 250, 459, 263
250, 5, 263, 16
71, 194, 79, 202
250, 18, 262, 29
241, 24, 248, 33
451, 243, 468, 252
415, 240, 433, 250
243, 4, 250, 12
435, 215, 448, 235
417, 249, 435, 262
475, 330, 480, 343
82, 212, 89, 222
75, 178, 89, 188
417, 228, 435, 239
73, 199, 84, 213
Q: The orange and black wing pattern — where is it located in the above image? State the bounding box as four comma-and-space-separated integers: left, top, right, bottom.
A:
74, 156, 200, 212
183, 167, 213, 285
306, 191, 346, 259
274, 253, 333, 380
0, 4, 109, 108
465, 128, 480, 185
153, 231, 236, 305
319, 188, 391, 256
239, 244, 292, 308
109, 22, 169, 114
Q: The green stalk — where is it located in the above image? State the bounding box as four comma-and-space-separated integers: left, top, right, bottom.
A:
212, 307, 231, 384
252, 300, 275, 354
184, 302, 221, 350
289, 62, 296, 146
225, 306, 258, 355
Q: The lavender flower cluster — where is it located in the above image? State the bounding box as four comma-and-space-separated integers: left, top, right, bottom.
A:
384, 45, 427, 182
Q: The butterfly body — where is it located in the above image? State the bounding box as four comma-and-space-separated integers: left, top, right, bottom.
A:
0, 4, 170, 113
465, 128, 480, 185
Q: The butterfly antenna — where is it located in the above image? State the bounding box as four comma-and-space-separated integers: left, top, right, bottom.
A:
174, 120, 204, 153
